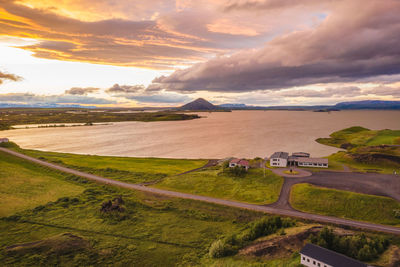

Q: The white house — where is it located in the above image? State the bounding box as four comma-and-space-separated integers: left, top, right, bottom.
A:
0, 138, 9, 143
269, 152, 289, 167
300, 243, 368, 267
297, 157, 329, 168
229, 158, 249, 171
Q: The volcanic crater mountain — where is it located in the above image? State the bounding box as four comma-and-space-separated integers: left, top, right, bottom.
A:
179, 98, 220, 110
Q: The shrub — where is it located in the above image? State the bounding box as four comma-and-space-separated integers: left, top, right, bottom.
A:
209, 239, 234, 258
208, 216, 296, 258
310, 227, 389, 261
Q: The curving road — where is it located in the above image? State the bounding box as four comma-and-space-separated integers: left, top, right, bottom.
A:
1, 147, 399, 235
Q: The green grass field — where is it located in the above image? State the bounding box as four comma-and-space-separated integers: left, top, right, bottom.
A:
290, 183, 400, 226
0, 151, 84, 217
2, 142, 207, 184
18, 148, 207, 175
154, 167, 283, 204
0, 151, 268, 266
317, 126, 400, 148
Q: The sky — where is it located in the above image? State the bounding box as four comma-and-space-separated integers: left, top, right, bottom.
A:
0, 0, 400, 107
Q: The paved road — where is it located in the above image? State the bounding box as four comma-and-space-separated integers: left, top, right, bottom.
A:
1, 147, 400, 235
268, 170, 400, 210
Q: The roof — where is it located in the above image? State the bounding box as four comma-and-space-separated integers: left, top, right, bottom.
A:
292, 152, 310, 157
297, 157, 328, 164
270, 152, 289, 159
230, 158, 249, 166
300, 243, 367, 267
230, 158, 241, 164
238, 159, 249, 166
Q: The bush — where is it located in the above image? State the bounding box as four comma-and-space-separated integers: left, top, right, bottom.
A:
225, 165, 247, 177
209, 239, 234, 258
208, 216, 296, 258
310, 227, 389, 261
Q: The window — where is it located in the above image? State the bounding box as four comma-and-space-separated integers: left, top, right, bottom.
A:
318, 263, 320, 267
307, 259, 310, 262
313, 261, 316, 265
302, 257, 305, 260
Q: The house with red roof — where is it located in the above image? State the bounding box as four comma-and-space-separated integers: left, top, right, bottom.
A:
229, 158, 249, 171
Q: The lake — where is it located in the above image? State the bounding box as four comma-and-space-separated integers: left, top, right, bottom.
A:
2, 110, 400, 159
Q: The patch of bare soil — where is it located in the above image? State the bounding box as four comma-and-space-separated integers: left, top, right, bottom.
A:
390, 246, 400, 267
239, 226, 354, 259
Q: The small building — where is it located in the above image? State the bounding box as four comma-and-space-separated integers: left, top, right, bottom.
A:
229, 158, 249, 170
269, 152, 289, 167
300, 243, 368, 267
0, 138, 9, 143
297, 157, 328, 168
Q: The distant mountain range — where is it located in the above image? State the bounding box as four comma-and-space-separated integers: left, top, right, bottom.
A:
216, 100, 400, 111
333, 100, 400, 110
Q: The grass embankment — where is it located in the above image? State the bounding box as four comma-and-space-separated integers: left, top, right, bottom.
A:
316, 126, 400, 173
290, 183, 400, 226
0, 151, 267, 266
2, 142, 207, 184
0, 151, 84, 217
0, 108, 199, 130
154, 167, 283, 204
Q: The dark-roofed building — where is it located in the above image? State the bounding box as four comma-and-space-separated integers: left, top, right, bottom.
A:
300, 243, 369, 267
269, 151, 289, 167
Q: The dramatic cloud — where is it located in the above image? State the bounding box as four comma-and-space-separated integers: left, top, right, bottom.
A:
0, 1, 215, 69
1, 0, 399, 106
105, 83, 191, 104
0, 71, 22, 85
65, 87, 100, 95
106, 84, 146, 94
0, 93, 116, 105
151, 0, 400, 93
0, 0, 327, 69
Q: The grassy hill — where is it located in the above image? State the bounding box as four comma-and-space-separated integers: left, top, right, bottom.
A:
0, 150, 84, 217
316, 127, 400, 173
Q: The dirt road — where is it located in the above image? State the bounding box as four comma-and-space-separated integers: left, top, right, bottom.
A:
1, 147, 399, 235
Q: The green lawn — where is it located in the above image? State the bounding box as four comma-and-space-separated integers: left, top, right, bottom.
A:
0, 151, 266, 266
290, 183, 400, 226
366, 129, 400, 146
0, 151, 84, 217
154, 167, 283, 204
1, 143, 207, 184
18, 148, 207, 175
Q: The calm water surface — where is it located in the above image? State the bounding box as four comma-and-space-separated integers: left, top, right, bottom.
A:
3, 110, 400, 159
